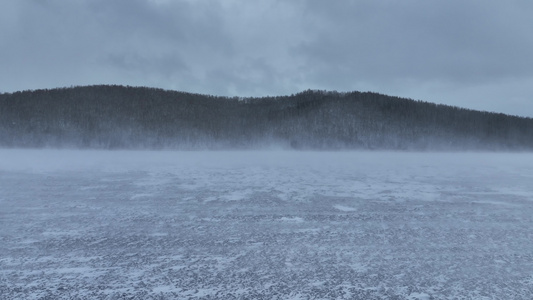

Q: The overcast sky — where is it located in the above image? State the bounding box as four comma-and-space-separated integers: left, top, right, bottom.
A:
1, 0, 533, 117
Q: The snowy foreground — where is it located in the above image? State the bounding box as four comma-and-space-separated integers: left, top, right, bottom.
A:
1, 150, 533, 299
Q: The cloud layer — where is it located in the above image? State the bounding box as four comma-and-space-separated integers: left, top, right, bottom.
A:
1, 0, 533, 116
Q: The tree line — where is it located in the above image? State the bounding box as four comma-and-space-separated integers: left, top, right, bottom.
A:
1, 85, 532, 150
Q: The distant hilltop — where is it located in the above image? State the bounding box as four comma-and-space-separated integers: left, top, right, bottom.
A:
1, 85, 532, 150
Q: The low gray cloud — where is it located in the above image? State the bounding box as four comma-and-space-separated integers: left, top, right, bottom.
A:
1, 0, 532, 116
297, 0, 533, 83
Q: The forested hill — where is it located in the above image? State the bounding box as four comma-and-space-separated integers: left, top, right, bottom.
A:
1, 85, 532, 150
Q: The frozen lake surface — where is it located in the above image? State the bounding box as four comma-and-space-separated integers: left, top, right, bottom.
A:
1, 150, 533, 299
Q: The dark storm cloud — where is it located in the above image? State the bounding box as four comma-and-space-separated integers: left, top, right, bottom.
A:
1, 0, 532, 116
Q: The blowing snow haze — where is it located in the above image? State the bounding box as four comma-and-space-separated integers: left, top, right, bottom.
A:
1, 1, 533, 117
3, 2, 533, 297
1, 85, 533, 150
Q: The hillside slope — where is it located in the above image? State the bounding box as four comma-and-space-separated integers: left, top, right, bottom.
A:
1, 85, 532, 150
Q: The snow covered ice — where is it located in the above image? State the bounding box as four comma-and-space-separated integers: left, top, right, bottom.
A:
1, 150, 533, 299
